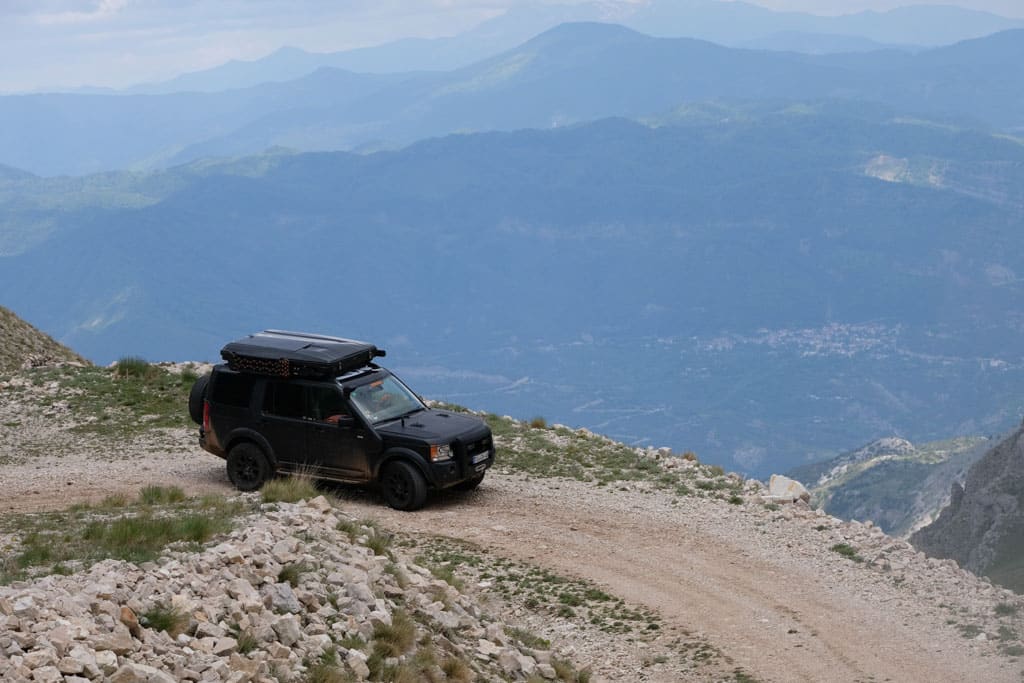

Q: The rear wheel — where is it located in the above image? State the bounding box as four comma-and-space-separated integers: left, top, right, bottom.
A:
454, 473, 485, 491
188, 372, 211, 425
227, 443, 271, 492
381, 461, 428, 511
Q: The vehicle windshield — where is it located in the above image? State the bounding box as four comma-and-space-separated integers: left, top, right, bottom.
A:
348, 374, 425, 424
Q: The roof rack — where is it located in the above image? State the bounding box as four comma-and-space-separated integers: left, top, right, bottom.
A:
220, 330, 386, 378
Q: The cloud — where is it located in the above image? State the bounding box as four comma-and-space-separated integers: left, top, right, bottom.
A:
32, 0, 132, 25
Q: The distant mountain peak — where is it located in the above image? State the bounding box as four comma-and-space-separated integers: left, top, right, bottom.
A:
527, 21, 648, 46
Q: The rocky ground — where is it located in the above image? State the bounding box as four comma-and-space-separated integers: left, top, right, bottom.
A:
3, 363, 1024, 681
1, 495, 582, 682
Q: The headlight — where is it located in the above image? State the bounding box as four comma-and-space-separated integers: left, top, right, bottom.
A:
430, 444, 453, 462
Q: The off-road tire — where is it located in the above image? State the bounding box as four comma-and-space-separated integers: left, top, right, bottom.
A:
381, 461, 428, 511
188, 372, 211, 425
454, 472, 485, 491
227, 443, 271, 492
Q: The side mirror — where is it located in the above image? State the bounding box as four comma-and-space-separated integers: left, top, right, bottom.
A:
335, 415, 356, 428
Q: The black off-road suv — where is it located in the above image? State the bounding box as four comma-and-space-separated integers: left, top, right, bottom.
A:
188, 330, 494, 510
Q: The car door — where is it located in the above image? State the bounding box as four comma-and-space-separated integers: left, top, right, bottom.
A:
258, 379, 310, 470
305, 384, 376, 480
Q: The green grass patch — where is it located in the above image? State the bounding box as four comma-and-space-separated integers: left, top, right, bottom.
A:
141, 602, 189, 637
479, 411, 743, 502
21, 363, 200, 438
139, 485, 186, 506
957, 623, 982, 638
995, 602, 1020, 617
0, 487, 246, 584
113, 356, 158, 379
830, 543, 863, 563
229, 623, 260, 654
372, 609, 416, 658
304, 647, 351, 683
278, 562, 312, 588
1000, 643, 1024, 657
505, 626, 551, 649
261, 475, 322, 504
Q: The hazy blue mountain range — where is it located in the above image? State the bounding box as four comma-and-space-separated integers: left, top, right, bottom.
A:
126, 1, 1022, 95
736, 32, 908, 54
3, 106, 1024, 476
788, 435, 992, 537
4, 23, 1024, 177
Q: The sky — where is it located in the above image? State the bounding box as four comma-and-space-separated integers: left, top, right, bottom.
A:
1, 0, 1022, 93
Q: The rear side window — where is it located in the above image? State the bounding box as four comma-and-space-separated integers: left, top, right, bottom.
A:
210, 371, 254, 408
263, 381, 305, 419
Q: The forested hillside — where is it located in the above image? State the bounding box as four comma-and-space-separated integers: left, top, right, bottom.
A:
3, 106, 1023, 475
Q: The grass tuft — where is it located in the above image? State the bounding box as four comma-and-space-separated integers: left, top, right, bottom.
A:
441, 656, 472, 682
261, 475, 321, 503
113, 356, 155, 379
139, 485, 186, 506
141, 603, 189, 637
995, 602, 1020, 617
229, 623, 259, 654
372, 609, 416, 658
278, 562, 312, 588
830, 543, 863, 563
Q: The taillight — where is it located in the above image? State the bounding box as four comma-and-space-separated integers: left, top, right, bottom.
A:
202, 399, 211, 433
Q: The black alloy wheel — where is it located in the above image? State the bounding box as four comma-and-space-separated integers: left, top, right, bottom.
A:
226, 443, 271, 492
381, 461, 427, 511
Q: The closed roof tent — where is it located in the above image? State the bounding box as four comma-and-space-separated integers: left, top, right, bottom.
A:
220, 330, 386, 377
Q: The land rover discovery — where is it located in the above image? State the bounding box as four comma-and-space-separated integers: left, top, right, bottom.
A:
188, 330, 494, 510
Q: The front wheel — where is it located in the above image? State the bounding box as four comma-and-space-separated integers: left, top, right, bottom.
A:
226, 443, 271, 492
453, 473, 485, 491
381, 461, 428, 511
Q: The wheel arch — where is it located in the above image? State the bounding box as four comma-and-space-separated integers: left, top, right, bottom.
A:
224, 429, 279, 470
376, 448, 431, 485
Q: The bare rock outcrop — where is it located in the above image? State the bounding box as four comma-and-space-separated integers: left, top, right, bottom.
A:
912, 425, 1024, 592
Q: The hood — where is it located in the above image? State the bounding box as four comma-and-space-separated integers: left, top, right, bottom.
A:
375, 409, 488, 443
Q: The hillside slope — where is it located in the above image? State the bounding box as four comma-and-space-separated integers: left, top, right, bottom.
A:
790, 435, 992, 537
913, 424, 1024, 593
0, 305, 88, 371
2, 362, 1024, 680
4, 110, 1024, 475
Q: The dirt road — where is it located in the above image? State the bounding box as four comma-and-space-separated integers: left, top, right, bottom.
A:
2, 442, 1021, 682
338, 474, 1021, 683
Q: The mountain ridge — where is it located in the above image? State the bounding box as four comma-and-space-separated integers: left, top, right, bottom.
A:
4, 23, 1024, 176
3, 109, 1024, 475
119, 1, 1024, 96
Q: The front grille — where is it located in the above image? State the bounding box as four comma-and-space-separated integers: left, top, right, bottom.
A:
465, 436, 492, 456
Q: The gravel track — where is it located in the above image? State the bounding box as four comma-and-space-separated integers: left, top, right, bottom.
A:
2, 420, 1023, 681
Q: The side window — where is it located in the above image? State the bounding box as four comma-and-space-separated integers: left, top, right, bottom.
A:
210, 371, 254, 408
263, 381, 305, 419
308, 385, 347, 421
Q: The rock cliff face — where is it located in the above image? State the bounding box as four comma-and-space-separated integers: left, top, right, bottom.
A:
912, 425, 1024, 593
